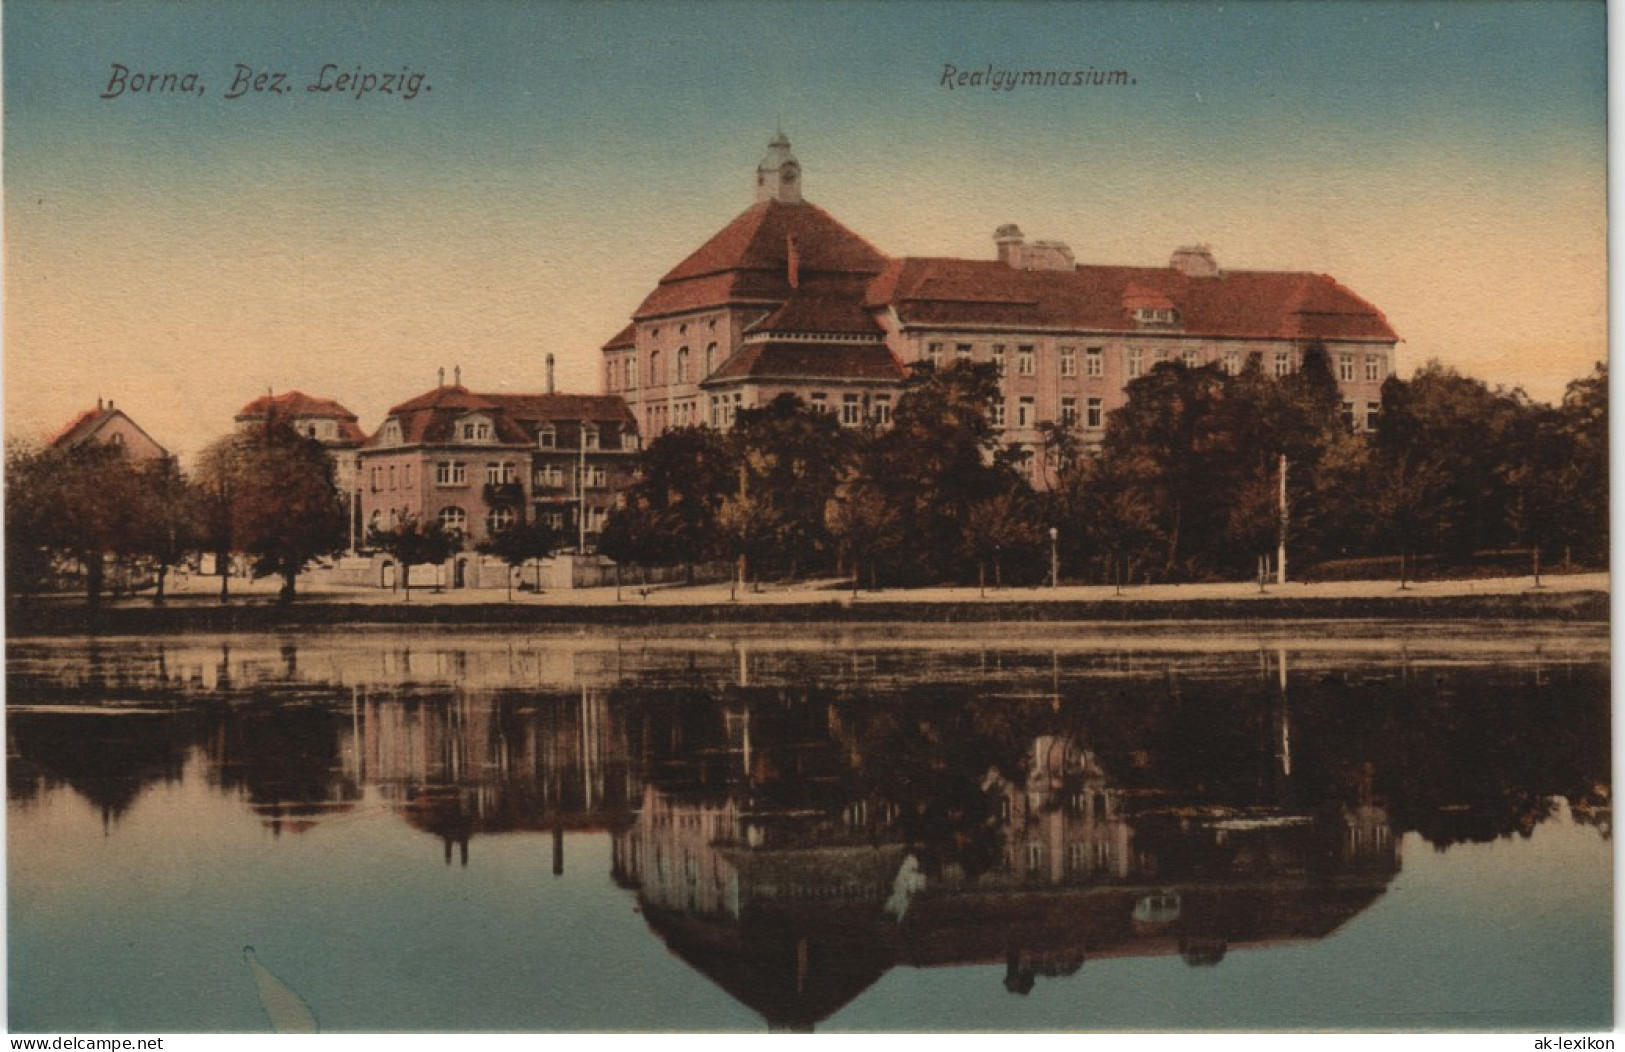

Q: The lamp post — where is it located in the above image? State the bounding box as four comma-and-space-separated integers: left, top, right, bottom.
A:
1048, 526, 1059, 589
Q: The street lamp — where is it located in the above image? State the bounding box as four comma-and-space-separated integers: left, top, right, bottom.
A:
1049, 526, 1059, 589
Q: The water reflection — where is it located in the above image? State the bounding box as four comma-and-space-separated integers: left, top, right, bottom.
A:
7, 627, 1611, 1031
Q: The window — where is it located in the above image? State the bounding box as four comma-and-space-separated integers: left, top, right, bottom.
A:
928, 342, 944, 369
485, 506, 516, 534
538, 426, 555, 448
1018, 345, 1035, 375
461, 420, 491, 442
1338, 354, 1355, 382
627, 355, 638, 390
955, 343, 972, 362
810, 393, 828, 414
588, 466, 606, 488
1341, 401, 1356, 430
1086, 347, 1104, 377
436, 461, 467, 486
1155, 349, 1169, 364
1182, 348, 1201, 368
705, 342, 717, 376
1134, 307, 1180, 325
1365, 401, 1381, 431
676, 347, 690, 383
388, 465, 396, 489
485, 462, 502, 485
439, 506, 467, 534
1017, 396, 1034, 427
649, 349, 662, 387
710, 395, 724, 428
1027, 842, 1045, 873
589, 506, 607, 532
1223, 350, 1241, 375
872, 395, 893, 426
991, 401, 1006, 428
1274, 351, 1293, 377
1060, 397, 1078, 427
1126, 349, 1143, 378
536, 464, 565, 488
841, 393, 862, 426
1366, 355, 1383, 381
380, 420, 402, 445
1086, 397, 1103, 429
1059, 347, 1076, 377
991, 344, 1006, 375
582, 426, 599, 450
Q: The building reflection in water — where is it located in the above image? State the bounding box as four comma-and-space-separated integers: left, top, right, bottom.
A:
6, 631, 1609, 1031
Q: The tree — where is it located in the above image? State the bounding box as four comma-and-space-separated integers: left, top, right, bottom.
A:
367, 516, 462, 600
841, 361, 1025, 584
201, 420, 348, 601
5, 441, 147, 600
127, 456, 204, 602
476, 517, 560, 599
725, 394, 856, 580
598, 426, 736, 577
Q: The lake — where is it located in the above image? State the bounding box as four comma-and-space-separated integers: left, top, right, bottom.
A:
7, 622, 1612, 1032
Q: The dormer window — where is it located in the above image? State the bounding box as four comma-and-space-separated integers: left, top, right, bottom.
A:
1134, 307, 1181, 326
379, 420, 403, 446
582, 426, 600, 450
457, 414, 495, 443
538, 425, 556, 449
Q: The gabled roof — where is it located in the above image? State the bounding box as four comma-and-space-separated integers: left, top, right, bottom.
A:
48, 405, 170, 459
236, 391, 367, 444
633, 199, 888, 321
868, 258, 1398, 342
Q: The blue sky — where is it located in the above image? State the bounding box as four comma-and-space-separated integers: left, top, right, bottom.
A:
4, 0, 1607, 458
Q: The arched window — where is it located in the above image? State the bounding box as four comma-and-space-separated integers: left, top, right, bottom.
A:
439, 506, 467, 535
676, 347, 690, 383
705, 342, 717, 376
649, 349, 662, 387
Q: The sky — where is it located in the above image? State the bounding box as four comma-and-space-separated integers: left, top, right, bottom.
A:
3, 0, 1608, 462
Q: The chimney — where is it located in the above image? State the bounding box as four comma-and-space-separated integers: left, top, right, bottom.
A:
454, 365, 462, 387
787, 234, 800, 289
994, 224, 1025, 267
1170, 244, 1220, 278
97, 397, 103, 411
546, 353, 556, 394
438, 367, 445, 388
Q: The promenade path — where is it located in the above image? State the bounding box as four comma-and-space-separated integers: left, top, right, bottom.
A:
67, 568, 1610, 609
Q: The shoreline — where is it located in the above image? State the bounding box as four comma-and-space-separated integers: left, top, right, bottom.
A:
5, 573, 1609, 635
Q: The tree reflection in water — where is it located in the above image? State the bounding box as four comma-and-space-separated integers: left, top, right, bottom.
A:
7, 630, 1610, 1030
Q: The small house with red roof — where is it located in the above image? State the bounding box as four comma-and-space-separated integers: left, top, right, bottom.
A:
48, 399, 171, 462
602, 134, 1399, 487
358, 366, 638, 553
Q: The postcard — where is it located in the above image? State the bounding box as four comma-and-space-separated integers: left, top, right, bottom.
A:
3, 0, 1610, 1041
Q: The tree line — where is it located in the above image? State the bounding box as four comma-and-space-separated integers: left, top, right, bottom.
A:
8, 353, 1605, 600
600, 353, 1608, 589
6, 412, 562, 602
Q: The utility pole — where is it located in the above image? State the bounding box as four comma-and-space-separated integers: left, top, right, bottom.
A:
1277, 454, 1288, 586
577, 421, 588, 553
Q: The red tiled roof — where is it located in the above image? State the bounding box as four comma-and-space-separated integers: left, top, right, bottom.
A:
367, 387, 636, 448
868, 258, 1398, 342
236, 391, 367, 443
48, 408, 107, 448
744, 286, 884, 337
633, 199, 887, 320
601, 322, 637, 352
48, 405, 171, 459
703, 341, 905, 385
